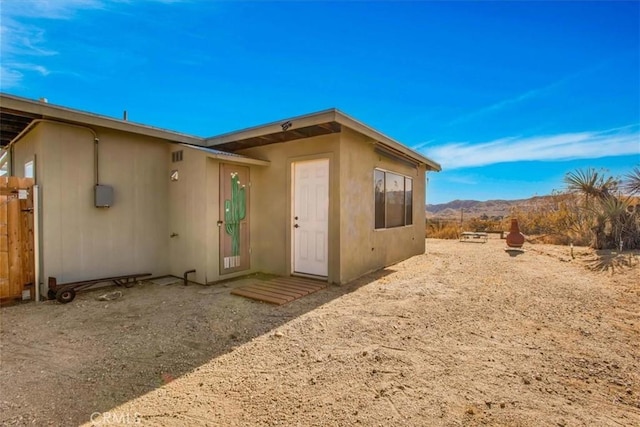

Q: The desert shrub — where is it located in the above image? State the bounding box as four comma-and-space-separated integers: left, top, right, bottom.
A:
426, 216, 503, 239
426, 167, 640, 249
509, 168, 640, 249
564, 168, 640, 250
425, 219, 460, 239
509, 192, 591, 245
527, 234, 573, 245
465, 216, 503, 232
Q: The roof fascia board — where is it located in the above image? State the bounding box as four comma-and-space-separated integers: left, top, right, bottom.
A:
0, 93, 203, 145
334, 110, 442, 171
205, 107, 441, 171
2, 93, 441, 171
205, 109, 338, 146
179, 144, 270, 166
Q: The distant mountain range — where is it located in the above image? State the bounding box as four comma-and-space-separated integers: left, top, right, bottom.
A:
426, 196, 549, 219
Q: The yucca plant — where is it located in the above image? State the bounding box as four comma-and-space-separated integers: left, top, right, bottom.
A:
623, 167, 640, 195
564, 168, 618, 201
564, 168, 639, 249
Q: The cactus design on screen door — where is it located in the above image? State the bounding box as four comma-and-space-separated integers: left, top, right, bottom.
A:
224, 172, 246, 268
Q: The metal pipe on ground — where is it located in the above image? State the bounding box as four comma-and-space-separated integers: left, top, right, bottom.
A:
183, 270, 196, 286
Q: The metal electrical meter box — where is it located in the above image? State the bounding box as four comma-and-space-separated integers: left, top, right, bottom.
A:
95, 185, 114, 208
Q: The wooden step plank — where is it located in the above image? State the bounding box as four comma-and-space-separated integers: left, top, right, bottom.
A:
231, 275, 328, 305
279, 276, 327, 286
260, 279, 315, 290
258, 280, 318, 293
230, 288, 291, 305
231, 286, 295, 301
270, 278, 326, 291
247, 283, 307, 298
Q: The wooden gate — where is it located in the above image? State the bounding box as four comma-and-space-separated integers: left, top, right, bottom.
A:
0, 177, 35, 304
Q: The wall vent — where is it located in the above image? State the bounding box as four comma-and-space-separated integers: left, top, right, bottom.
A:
171, 150, 183, 163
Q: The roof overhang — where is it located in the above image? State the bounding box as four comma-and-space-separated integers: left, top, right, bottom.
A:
179, 144, 270, 166
0, 108, 41, 147
1, 94, 441, 172
0, 93, 203, 147
205, 108, 441, 171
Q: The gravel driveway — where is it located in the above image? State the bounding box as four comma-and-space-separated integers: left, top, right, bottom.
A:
1, 238, 638, 426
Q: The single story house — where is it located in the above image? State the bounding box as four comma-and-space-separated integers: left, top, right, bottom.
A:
0, 93, 440, 298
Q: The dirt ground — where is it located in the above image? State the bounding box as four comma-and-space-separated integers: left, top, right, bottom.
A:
1, 238, 639, 426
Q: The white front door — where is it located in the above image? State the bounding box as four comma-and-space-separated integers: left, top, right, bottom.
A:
292, 159, 329, 277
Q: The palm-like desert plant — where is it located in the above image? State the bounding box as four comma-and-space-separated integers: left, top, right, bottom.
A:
622, 167, 640, 195
564, 168, 639, 249
564, 168, 617, 200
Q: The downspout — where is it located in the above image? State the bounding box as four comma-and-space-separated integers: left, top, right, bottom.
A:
6, 119, 100, 185
33, 185, 41, 301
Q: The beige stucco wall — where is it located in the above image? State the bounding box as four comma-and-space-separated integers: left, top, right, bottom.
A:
13, 121, 171, 290
205, 157, 220, 283
339, 128, 426, 283
167, 147, 208, 284
11, 125, 41, 180
12, 121, 427, 291
13, 125, 265, 289
237, 129, 426, 285
237, 133, 342, 284
167, 148, 263, 284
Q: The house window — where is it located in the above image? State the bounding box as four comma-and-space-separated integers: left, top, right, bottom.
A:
24, 160, 34, 178
374, 169, 413, 229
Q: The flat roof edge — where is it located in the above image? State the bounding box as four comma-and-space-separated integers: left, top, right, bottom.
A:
334, 110, 442, 171
1, 93, 441, 170
205, 108, 441, 170
0, 93, 204, 145
179, 144, 270, 166
205, 108, 338, 146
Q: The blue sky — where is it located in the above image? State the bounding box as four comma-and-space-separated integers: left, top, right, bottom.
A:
1, 0, 638, 204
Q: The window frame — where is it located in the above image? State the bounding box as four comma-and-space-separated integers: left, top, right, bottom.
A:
24, 160, 34, 178
373, 168, 414, 230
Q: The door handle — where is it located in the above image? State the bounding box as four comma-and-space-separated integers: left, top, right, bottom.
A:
294, 216, 299, 220
294, 224, 299, 228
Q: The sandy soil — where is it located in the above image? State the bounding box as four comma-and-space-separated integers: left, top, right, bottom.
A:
1, 238, 639, 426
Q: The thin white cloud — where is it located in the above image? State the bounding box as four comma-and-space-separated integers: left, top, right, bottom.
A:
447, 85, 552, 126
2, 0, 189, 19
0, 18, 58, 57
0, 66, 24, 89
1, 0, 104, 19
6, 63, 51, 76
446, 176, 478, 185
423, 125, 640, 170
0, 0, 190, 89
0, 17, 56, 88
447, 62, 610, 127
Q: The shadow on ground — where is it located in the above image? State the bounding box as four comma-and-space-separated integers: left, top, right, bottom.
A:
0, 269, 392, 425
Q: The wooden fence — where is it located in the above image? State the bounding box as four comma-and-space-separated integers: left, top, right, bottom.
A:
0, 177, 35, 304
